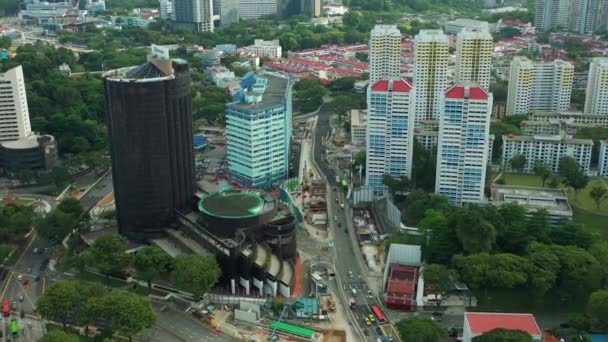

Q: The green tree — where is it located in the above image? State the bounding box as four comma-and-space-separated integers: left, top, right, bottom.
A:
453, 253, 532, 289
419, 209, 460, 264
589, 242, 608, 287
88, 234, 132, 278
383, 174, 410, 195
171, 254, 221, 300
559, 157, 589, 200
422, 264, 452, 306
101, 291, 157, 341
567, 313, 591, 332
553, 244, 602, 295
34, 209, 78, 244
533, 161, 552, 187
451, 207, 496, 254
40, 329, 80, 342
494, 203, 530, 253
50, 166, 71, 191
587, 290, 608, 330
589, 185, 607, 209
37, 280, 80, 328
134, 246, 170, 288
411, 141, 437, 191
57, 198, 85, 218
490, 80, 508, 103
510, 154, 527, 173
270, 298, 284, 315
396, 316, 447, 341
473, 328, 533, 342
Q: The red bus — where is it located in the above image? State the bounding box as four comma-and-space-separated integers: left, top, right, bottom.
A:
3, 298, 10, 317
370, 304, 386, 323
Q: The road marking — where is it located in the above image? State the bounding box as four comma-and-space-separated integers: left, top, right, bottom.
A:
16, 278, 36, 312
0, 272, 14, 299
42, 276, 46, 294
15, 233, 37, 267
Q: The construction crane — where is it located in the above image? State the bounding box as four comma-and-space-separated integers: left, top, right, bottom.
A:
268, 305, 289, 341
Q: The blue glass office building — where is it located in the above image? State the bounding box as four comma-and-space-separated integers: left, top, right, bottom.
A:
226, 72, 292, 188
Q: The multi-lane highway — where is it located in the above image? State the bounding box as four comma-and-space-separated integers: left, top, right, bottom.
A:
311, 105, 398, 342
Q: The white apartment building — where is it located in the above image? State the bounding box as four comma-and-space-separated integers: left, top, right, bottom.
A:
414, 30, 449, 124
536, 0, 608, 33
529, 111, 608, 127
455, 28, 493, 90
245, 39, 282, 59
502, 134, 593, 175
238, 0, 277, 20
350, 109, 367, 146
435, 84, 493, 205
173, 0, 214, 32
366, 79, 416, 195
599, 140, 608, 177
0, 66, 32, 143
159, 0, 173, 19
506, 57, 573, 115
369, 25, 401, 83
585, 57, 608, 115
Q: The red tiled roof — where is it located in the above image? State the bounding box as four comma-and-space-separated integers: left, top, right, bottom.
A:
333, 58, 368, 70
392, 79, 412, 93
330, 67, 362, 77
446, 85, 489, 100
371, 80, 389, 91
465, 313, 542, 336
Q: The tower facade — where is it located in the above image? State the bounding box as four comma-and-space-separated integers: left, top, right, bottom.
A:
173, 0, 214, 32
103, 56, 195, 240
455, 28, 493, 90
0, 66, 32, 142
369, 25, 401, 83
365, 79, 416, 195
414, 30, 449, 124
585, 57, 608, 115
435, 84, 492, 205
506, 57, 573, 115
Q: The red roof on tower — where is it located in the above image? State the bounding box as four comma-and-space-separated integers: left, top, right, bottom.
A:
371, 79, 412, 92
392, 79, 412, 92
445, 85, 489, 100
465, 313, 542, 336
371, 80, 389, 91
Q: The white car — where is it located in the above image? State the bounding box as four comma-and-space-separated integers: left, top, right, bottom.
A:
16, 274, 22, 281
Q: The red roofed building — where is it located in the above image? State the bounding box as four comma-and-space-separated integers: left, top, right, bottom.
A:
463, 313, 543, 342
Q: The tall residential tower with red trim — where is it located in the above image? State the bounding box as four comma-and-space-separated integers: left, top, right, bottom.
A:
365, 79, 416, 194
435, 84, 493, 205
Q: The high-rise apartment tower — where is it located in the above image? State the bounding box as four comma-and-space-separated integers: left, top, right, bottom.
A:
455, 28, 493, 90
414, 30, 449, 124
369, 25, 401, 83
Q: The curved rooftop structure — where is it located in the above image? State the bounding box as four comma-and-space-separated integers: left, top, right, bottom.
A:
199, 191, 265, 219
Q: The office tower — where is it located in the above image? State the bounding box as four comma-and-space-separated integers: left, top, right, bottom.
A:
365, 79, 416, 195
435, 84, 492, 205
103, 50, 195, 240
238, 0, 278, 19
455, 28, 493, 90
0, 66, 32, 142
369, 25, 401, 83
159, 0, 173, 19
173, 0, 214, 32
226, 72, 292, 187
506, 57, 573, 115
585, 58, 608, 115
502, 135, 593, 175
414, 30, 449, 123
219, 0, 238, 26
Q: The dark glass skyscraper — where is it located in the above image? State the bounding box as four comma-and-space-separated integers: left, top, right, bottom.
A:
103, 56, 195, 240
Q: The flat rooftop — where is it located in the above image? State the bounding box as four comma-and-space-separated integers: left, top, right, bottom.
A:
503, 134, 593, 145
491, 185, 572, 214
227, 73, 288, 112
199, 191, 265, 218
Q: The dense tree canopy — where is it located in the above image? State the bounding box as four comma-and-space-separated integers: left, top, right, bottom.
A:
396, 316, 447, 342
171, 254, 221, 300
473, 328, 533, 342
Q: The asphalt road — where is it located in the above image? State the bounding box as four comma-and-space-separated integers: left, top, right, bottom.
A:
312, 106, 392, 342
1, 234, 51, 318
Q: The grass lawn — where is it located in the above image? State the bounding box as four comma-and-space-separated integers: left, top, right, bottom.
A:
568, 178, 608, 212
571, 206, 608, 239
499, 173, 544, 187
